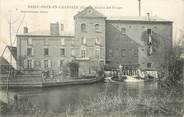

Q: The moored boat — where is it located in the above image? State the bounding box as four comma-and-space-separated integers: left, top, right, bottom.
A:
104, 75, 144, 83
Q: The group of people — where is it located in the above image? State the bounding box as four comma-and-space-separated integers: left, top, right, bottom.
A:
41, 70, 55, 80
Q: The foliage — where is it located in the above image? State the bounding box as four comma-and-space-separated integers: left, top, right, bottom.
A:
168, 30, 184, 82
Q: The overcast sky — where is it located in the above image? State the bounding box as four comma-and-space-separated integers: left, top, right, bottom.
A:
0, 0, 184, 54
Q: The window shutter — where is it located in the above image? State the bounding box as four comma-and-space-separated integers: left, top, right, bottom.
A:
32, 59, 34, 68
84, 38, 86, 44
61, 38, 65, 45
24, 59, 27, 68
100, 48, 104, 58
48, 60, 51, 68
41, 60, 44, 68
148, 35, 152, 44
32, 48, 34, 56
58, 60, 60, 68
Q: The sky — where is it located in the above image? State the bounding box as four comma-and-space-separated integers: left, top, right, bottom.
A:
0, 0, 184, 55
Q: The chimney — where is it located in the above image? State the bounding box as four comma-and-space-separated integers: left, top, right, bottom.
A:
50, 22, 59, 35
138, 0, 141, 16
24, 27, 28, 33
147, 12, 150, 21
60, 24, 64, 32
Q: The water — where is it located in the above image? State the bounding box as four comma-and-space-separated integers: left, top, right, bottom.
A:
0, 81, 184, 116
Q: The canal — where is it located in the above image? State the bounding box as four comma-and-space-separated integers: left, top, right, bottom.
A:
0, 81, 184, 117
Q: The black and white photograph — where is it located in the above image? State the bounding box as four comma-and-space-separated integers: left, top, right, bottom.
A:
0, 0, 184, 117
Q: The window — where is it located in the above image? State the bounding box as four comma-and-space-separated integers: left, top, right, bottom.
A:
60, 48, 65, 56
81, 37, 86, 44
147, 46, 153, 56
60, 38, 65, 45
121, 28, 126, 34
95, 47, 100, 58
44, 60, 48, 68
27, 59, 33, 69
44, 48, 49, 56
81, 48, 86, 58
108, 49, 113, 57
147, 29, 152, 35
71, 48, 75, 56
95, 38, 100, 44
121, 49, 126, 57
88, 9, 93, 14
59, 60, 63, 68
71, 38, 75, 45
44, 38, 49, 45
81, 23, 86, 32
27, 38, 32, 45
95, 24, 100, 32
147, 63, 152, 68
27, 48, 32, 56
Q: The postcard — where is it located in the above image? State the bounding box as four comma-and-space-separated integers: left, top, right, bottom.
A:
0, 0, 184, 117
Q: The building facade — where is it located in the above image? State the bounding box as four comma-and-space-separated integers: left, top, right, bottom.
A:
106, 18, 173, 74
73, 6, 106, 75
16, 6, 173, 77
17, 24, 75, 75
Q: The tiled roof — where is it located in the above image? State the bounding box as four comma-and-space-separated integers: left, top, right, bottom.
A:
107, 16, 172, 22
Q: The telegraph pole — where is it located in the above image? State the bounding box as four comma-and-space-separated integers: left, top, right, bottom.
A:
7, 16, 12, 104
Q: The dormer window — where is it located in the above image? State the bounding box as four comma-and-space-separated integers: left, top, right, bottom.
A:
81, 23, 86, 32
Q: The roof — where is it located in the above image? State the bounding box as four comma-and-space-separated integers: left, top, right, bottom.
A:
7, 46, 17, 60
0, 56, 9, 65
107, 16, 172, 23
74, 6, 106, 18
16, 30, 75, 37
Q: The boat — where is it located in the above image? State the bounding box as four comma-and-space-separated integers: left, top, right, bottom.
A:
42, 73, 104, 87
0, 72, 105, 88
124, 75, 144, 82
104, 75, 144, 83
104, 76, 117, 83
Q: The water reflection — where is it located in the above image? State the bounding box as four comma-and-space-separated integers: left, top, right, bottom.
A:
0, 81, 183, 116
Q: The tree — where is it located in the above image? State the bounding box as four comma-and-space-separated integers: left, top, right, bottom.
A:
168, 29, 184, 82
